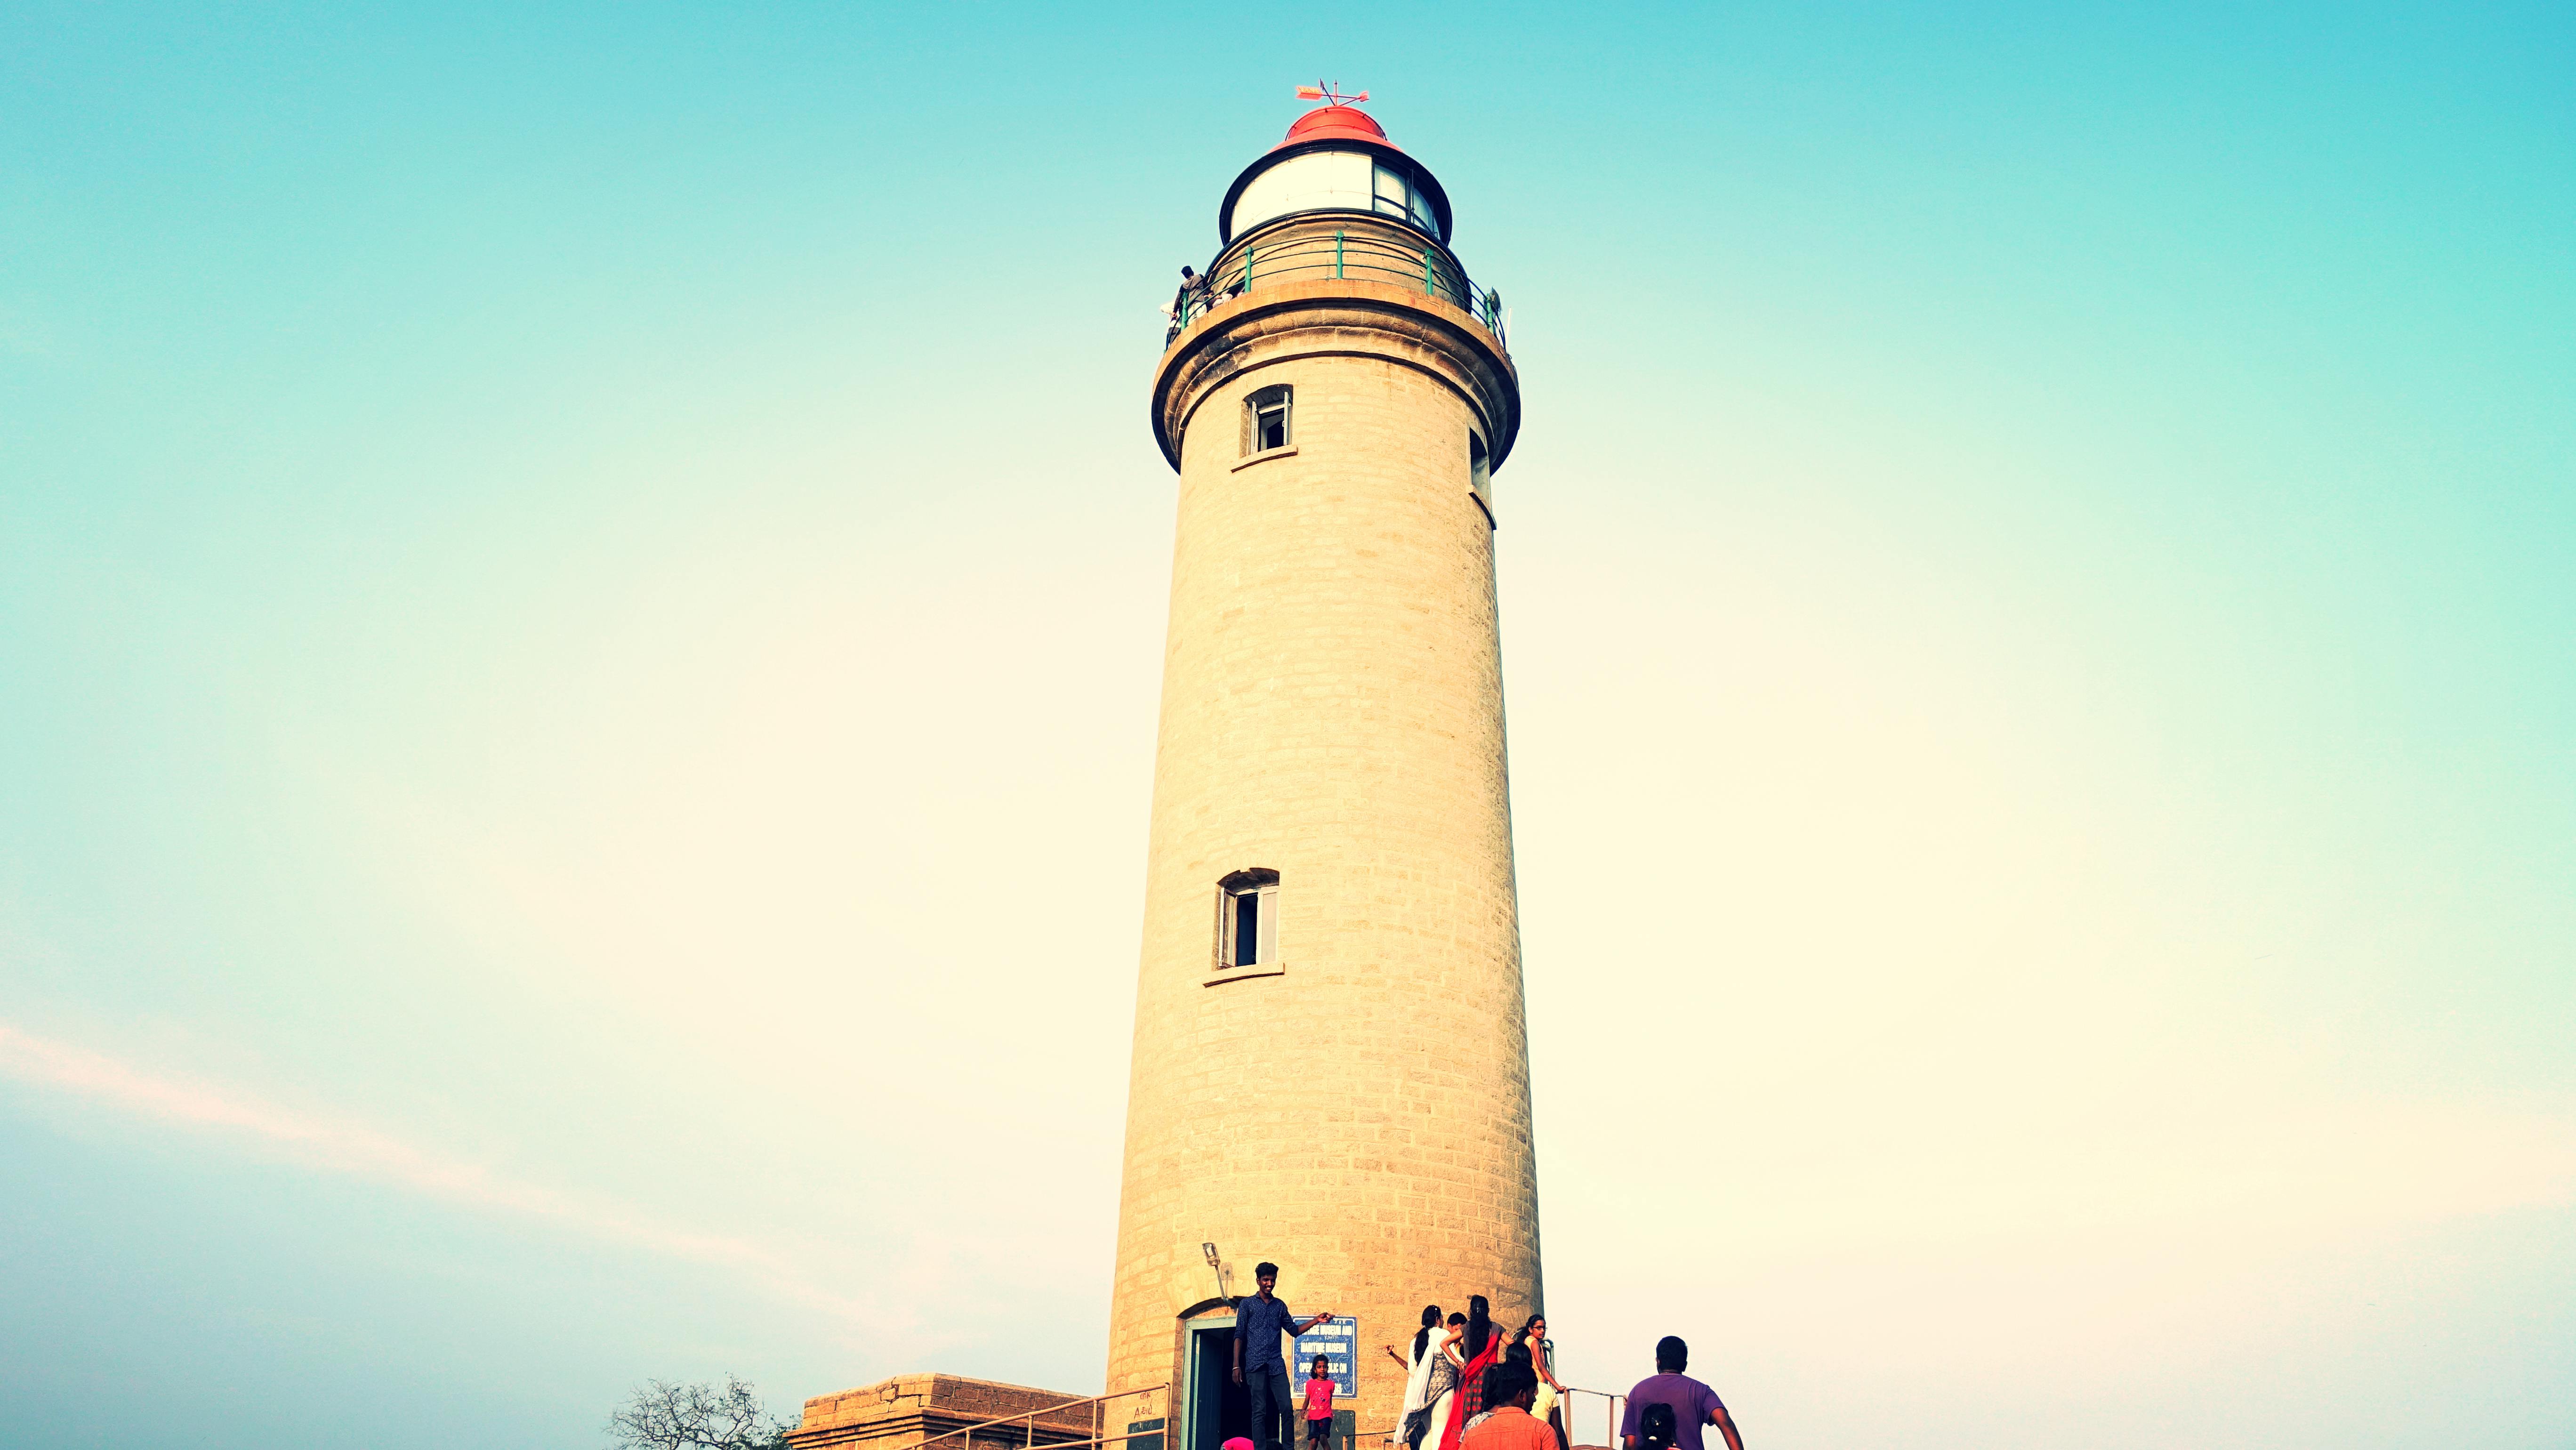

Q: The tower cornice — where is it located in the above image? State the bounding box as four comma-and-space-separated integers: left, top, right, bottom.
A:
1149, 280, 1521, 474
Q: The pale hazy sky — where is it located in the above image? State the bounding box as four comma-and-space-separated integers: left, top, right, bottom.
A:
3, 4, 2570, 1448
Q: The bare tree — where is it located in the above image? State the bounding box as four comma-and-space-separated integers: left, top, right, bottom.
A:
608, 1375, 794, 1450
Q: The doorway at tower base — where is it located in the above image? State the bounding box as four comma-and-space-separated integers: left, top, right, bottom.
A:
1170, 1308, 1362, 1450
784, 1373, 1125, 1450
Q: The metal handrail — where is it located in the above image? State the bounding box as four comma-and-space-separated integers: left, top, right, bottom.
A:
1219, 230, 1471, 309
1165, 229, 1505, 349
1555, 1387, 1622, 1450
950, 1429, 1174, 1450
911, 1384, 1167, 1450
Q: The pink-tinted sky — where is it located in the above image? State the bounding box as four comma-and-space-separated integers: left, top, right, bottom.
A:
2, 4, 2569, 1447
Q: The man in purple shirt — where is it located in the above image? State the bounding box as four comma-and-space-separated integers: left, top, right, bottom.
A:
1619, 1337, 1744, 1450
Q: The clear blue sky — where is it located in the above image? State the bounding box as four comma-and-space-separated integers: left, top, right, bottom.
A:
3, 4, 2569, 1447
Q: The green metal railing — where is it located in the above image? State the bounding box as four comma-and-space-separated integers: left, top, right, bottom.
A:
1165, 228, 1506, 349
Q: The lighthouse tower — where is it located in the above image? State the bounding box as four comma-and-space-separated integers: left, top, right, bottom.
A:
1105, 101, 1535, 1449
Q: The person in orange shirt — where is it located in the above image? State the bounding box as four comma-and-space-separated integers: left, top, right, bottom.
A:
1460, 1363, 1554, 1450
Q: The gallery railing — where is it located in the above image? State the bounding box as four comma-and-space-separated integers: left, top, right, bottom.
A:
910, 1383, 1170, 1450
1559, 1386, 1623, 1450
1164, 229, 1505, 349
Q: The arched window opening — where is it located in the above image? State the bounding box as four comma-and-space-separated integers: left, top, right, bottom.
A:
1215, 868, 1280, 970
1244, 386, 1292, 455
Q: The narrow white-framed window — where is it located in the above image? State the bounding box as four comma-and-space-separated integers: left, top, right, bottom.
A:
1243, 386, 1292, 454
1469, 432, 1494, 526
1371, 160, 1438, 234
1214, 868, 1280, 970
1373, 161, 1411, 221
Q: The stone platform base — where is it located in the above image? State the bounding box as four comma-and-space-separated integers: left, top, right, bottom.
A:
788, 1374, 1103, 1450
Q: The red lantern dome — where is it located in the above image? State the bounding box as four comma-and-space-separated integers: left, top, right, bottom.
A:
1271, 105, 1396, 152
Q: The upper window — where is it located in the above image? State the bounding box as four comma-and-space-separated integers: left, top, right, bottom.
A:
1469, 433, 1494, 525
1244, 386, 1292, 454
1373, 163, 1409, 219
1215, 869, 1280, 970
1372, 161, 1438, 232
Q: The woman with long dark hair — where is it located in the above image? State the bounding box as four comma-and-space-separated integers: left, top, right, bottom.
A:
1513, 1314, 1568, 1450
1421, 1311, 1466, 1450
1469, 1339, 1533, 1438
1437, 1297, 1501, 1450
1383, 1305, 1445, 1450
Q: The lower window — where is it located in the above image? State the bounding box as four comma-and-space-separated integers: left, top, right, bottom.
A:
1214, 869, 1280, 970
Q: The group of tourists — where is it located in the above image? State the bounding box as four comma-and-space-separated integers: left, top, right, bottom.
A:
1391, 1317, 1742, 1450
1382, 1296, 1567, 1450
1227, 1262, 1744, 1450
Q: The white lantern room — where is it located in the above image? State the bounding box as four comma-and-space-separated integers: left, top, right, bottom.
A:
1217, 105, 1454, 245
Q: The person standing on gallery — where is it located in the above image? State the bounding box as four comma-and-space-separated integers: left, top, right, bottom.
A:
1232, 1261, 1335, 1450
1437, 1297, 1503, 1450
1618, 1336, 1745, 1450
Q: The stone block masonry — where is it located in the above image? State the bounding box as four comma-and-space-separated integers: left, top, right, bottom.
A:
1107, 252, 1537, 1438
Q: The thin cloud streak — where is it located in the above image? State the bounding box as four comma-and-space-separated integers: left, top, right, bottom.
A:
0, 1019, 871, 1324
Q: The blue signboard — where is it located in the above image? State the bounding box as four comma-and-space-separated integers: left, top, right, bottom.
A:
1292, 1315, 1360, 1398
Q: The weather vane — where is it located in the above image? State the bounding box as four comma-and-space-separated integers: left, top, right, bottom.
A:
1294, 81, 1369, 107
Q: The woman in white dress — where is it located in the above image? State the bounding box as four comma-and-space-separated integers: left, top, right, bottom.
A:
1383, 1305, 1444, 1450
1418, 1311, 1466, 1450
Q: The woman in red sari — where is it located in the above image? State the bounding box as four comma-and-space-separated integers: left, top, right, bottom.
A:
1437, 1297, 1501, 1450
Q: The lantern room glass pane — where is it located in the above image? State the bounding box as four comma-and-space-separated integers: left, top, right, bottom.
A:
1231, 150, 1374, 236
1374, 162, 1407, 211
1374, 162, 1416, 223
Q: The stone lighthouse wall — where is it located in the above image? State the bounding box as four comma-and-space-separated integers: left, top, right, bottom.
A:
1107, 280, 1536, 1437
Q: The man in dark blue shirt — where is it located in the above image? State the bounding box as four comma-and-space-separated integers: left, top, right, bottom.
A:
1232, 1261, 1335, 1450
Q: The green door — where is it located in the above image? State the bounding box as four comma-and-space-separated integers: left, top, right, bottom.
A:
1186, 1317, 1249, 1450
